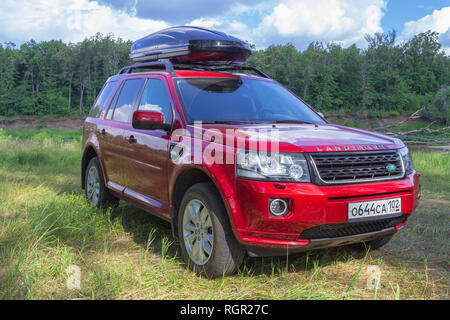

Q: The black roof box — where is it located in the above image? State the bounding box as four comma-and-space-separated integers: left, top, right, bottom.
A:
130, 26, 252, 65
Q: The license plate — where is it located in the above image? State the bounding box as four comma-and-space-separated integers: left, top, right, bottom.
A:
348, 198, 401, 221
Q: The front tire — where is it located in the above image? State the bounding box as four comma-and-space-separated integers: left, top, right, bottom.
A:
177, 183, 245, 278
84, 157, 119, 208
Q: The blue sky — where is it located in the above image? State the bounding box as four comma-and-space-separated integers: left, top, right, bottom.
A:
0, 0, 449, 52
382, 0, 449, 31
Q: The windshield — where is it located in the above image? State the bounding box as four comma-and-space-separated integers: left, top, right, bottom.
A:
174, 77, 325, 124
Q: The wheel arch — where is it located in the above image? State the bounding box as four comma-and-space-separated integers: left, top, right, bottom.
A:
170, 166, 235, 239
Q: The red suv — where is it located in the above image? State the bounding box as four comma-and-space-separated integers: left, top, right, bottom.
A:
82, 61, 421, 278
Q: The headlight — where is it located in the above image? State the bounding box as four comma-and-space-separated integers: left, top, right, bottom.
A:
236, 149, 311, 182
399, 147, 414, 174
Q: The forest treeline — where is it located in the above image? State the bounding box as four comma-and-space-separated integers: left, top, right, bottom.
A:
0, 33, 132, 118
0, 31, 449, 123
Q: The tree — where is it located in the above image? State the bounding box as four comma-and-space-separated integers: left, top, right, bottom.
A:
0, 31, 447, 122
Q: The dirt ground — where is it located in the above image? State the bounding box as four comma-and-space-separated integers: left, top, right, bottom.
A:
0, 117, 85, 130
0, 114, 424, 131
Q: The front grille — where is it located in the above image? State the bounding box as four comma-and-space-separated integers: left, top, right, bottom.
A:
309, 150, 404, 184
298, 215, 407, 240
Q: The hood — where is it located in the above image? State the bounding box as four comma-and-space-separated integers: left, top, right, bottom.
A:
187, 123, 403, 153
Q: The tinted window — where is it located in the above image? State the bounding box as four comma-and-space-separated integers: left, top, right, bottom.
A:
105, 82, 122, 120
89, 81, 117, 118
174, 78, 325, 124
110, 79, 145, 123
138, 79, 172, 124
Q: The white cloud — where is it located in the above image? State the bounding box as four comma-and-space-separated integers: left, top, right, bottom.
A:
0, 0, 256, 46
401, 6, 450, 54
227, 1, 279, 17
0, 0, 169, 44
187, 18, 223, 29
403, 7, 450, 36
0, 0, 389, 50
254, 0, 386, 48
187, 18, 253, 44
2, 0, 447, 54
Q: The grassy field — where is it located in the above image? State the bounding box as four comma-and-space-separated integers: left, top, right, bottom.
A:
0, 128, 448, 300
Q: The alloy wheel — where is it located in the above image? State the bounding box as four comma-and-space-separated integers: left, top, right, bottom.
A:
182, 199, 214, 265
86, 166, 100, 206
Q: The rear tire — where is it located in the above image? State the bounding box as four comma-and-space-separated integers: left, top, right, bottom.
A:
84, 157, 119, 208
177, 183, 245, 278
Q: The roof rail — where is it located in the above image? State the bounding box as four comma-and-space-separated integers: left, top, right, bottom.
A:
117, 60, 175, 76
117, 60, 271, 79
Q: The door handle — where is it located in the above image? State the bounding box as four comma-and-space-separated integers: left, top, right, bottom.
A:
125, 135, 137, 144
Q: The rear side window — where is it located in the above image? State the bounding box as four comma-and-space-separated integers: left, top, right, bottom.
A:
89, 81, 117, 118
105, 82, 122, 121
108, 79, 145, 123
138, 79, 172, 124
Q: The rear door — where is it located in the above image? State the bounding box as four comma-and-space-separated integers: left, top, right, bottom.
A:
84, 80, 119, 185
121, 76, 174, 216
99, 78, 146, 191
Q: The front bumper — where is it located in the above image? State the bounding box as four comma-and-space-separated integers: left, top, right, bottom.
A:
228, 172, 420, 252
246, 227, 398, 257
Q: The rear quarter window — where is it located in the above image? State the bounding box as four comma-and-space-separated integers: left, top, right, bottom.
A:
88, 81, 118, 118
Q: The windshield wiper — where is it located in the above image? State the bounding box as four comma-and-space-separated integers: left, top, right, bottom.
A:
275, 120, 315, 124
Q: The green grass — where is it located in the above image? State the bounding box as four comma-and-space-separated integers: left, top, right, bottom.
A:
390, 123, 444, 132
3, 128, 82, 142
412, 151, 450, 194
0, 128, 448, 300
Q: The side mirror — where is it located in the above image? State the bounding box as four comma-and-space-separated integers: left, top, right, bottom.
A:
132, 110, 171, 131
317, 112, 325, 118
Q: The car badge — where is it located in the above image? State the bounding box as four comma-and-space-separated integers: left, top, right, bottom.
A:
386, 164, 397, 173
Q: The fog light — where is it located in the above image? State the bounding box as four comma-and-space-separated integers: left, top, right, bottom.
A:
269, 198, 289, 217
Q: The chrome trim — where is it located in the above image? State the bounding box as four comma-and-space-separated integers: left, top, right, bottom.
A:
308, 150, 406, 185
107, 181, 125, 193
132, 45, 189, 55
